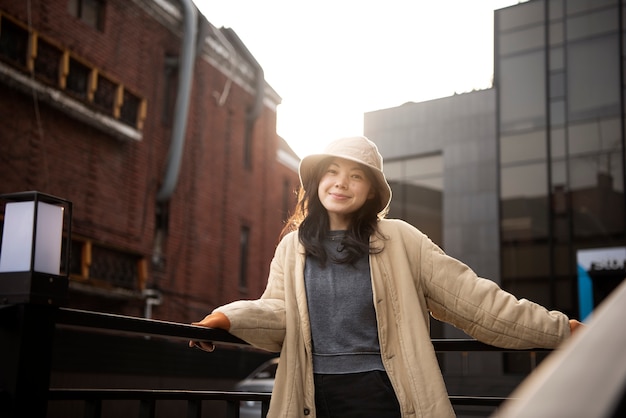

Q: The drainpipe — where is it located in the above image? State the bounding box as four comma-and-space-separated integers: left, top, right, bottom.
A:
156, 0, 198, 203
222, 28, 265, 125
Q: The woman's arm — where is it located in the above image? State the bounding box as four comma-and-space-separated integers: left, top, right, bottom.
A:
189, 233, 296, 352
422, 239, 572, 349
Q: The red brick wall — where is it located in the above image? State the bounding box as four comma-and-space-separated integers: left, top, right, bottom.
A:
0, 0, 299, 323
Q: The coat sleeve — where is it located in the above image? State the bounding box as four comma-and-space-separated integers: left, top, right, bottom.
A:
213, 235, 291, 352
416, 231, 570, 349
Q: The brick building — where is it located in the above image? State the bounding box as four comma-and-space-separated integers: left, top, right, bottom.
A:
0, 0, 300, 324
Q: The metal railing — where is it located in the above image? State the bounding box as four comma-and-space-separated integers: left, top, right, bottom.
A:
1, 304, 549, 418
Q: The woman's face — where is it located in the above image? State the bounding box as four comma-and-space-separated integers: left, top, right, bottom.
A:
317, 157, 375, 230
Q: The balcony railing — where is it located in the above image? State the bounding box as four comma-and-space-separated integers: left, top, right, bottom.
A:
0, 303, 554, 418
5, 277, 626, 418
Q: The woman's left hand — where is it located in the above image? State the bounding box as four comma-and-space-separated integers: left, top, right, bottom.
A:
569, 319, 584, 334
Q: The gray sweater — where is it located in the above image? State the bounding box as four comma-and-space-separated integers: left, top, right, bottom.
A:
304, 231, 385, 374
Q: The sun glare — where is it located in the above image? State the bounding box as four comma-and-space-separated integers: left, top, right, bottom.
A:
194, 0, 524, 158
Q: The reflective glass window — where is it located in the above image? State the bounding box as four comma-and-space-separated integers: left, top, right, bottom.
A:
501, 192, 549, 242
550, 159, 568, 189
568, 150, 623, 191
549, 72, 565, 99
550, 127, 566, 159
498, 0, 545, 31
501, 160, 549, 240
567, 35, 620, 120
550, 100, 566, 126
567, 0, 618, 16
500, 51, 546, 132
568, 118, 621, 156
499, 25, 545, 55
500, 131, 547, 165
567, 7, 618, 41
549, 21, 564, 45
548, 0, 564, 20
570, 156, 624, 239
550, 46, 564, 70
501, 162, 549, 200
386, 155, 443, 246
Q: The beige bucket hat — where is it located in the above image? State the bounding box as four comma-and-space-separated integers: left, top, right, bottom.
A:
298, 135, 392, 214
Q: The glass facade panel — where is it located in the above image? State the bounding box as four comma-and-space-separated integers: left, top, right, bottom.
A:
567, 8, 618, 41
500, 131, 547, 164
384, 160, 403, 179
550, 100, 566, 126
570, 160, 624, 240
568, 118, 622, 156
403, 154, 442, 178
548, 0, 563, 20
386, 155, 443, 246
550, 127, 566, 159
501, 162, 549, 200
549, 72, 565, 98
498, 0, 545, 31
497, 0, 625, 364
549, 21, 564, 45
568, 151, 624, 192
500, 192, 549, 242
500, 51, 546, 132
609, 152, 625, 192
567, 35, 620, 120
549, 46, 564, 70
569, 155, 599, 190
501, 243, 551, 279
499, 25, 545, 55
567, 0, 618, 16
550, 159, 567, 188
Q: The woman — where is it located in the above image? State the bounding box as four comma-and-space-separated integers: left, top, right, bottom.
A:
190, 135, 582, 417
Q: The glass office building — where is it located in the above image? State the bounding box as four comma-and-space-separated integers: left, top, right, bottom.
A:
365, 0, 626, 390
496, 0, 625, 316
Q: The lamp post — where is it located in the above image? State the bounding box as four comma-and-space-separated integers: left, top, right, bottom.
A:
0, 191, 72, 418
0, 191, 72, 306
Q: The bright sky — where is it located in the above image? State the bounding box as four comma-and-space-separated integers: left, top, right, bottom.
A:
193, 0, 524, 158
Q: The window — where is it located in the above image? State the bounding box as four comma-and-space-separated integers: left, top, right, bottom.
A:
68, 0, 105, 31
0, 17, 28, 68
385, 154, 443, 246
499, 51, 546, 132
93, 73, 117, 114
65, 56, 91, 100
67, 239, 147, 291
120, 88, 142, 126
0, 12, 146, 131
567, 35, 620, 121
500, 162, 550, 242
162, 55, 178, 126
34, 38, 64, 86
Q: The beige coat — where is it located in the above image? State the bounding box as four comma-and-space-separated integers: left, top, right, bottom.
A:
216, 219, 570, 417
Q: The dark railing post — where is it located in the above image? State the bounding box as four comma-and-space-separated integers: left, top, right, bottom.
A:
84, 398, 102, 418
187, 399, 202, 418
0, 304, 58, 418
139, 398, 156, 418
226, 399, 241, 418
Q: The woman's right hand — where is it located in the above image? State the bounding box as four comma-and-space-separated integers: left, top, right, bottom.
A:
188, 311, 231, 352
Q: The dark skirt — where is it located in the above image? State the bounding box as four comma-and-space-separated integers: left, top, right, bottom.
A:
314, 370, 401, 418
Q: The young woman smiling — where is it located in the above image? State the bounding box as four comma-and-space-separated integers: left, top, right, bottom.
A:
191, 135, 583, 418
